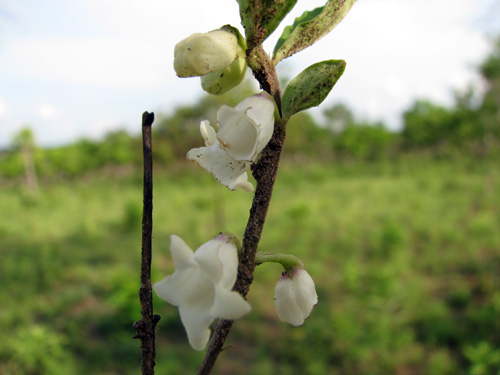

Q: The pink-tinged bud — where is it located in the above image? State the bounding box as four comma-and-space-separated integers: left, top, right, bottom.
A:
274, 267, 318, 326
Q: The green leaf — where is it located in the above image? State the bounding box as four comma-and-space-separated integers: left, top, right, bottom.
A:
237, 0, 298, 48
273, 6, 323, 59
235, 1, 253, 42
282, 60, 346, 121
273, 0, 356, 65
220, 24, 247, 50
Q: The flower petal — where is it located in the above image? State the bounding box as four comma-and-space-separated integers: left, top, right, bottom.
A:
169, 235, 197, 270
153, 265, 211, 307
292, 268, 318, 318
192, 238, 225, 283
274, 274, 301, 326
200, 120, 217, 146
153, 271, 189, 307
217, 105, 259, 161
235, 172, 254, 192
216, 239, 239, 290
235, 92, 275, 155
178, 274, 216, 350
178, 304, 214, 351
187, 142, 251, 191
211, 285, 251, 320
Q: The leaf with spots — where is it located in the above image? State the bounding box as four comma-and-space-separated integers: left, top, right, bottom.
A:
282, 60, 346, 121
237, 0, 298, 49
273, 0, 357, 65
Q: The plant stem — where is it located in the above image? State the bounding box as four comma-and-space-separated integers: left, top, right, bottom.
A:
198, 45, 286, 375
134, 111, 160, 375
255, 253, 304, 270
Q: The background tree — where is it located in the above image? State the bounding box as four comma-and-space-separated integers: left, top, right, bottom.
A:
323, 102, 354, 133
333, 121, 395, 161
12, 127, 39, 194
401, 100, 455, 151
478, 37, 500, 153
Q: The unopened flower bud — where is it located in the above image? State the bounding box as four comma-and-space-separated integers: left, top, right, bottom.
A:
201, 53, 247, 95
174, 30, 239, 78
274, 267, 318, 326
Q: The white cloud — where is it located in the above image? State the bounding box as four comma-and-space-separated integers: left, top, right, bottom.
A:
35, 103, 60, 120
84, 0, 241, 38
34, 121, 81, 146
87, 116, 121, 140
6, 37, 169, 89
0, 121, 22, 147
0, 98, 8, 118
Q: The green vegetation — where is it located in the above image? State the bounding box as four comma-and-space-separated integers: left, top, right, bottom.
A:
1, 157, 499, 374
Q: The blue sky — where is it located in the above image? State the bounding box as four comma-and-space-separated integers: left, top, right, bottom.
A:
0, 0, 498, 148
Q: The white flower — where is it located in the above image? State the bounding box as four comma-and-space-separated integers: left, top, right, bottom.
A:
274, 267, 318, 327
187, 92, 275, 191
153, 234, 251, 351
174, 30, 239, 78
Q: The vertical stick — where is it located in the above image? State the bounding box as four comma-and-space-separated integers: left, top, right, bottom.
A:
134, 111, 160, 375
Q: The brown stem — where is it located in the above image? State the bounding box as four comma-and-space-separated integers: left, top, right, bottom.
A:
198, 45, 286, 375
234, 122, 286, 296
134, 111, 161, 375
247, 45, 283, 114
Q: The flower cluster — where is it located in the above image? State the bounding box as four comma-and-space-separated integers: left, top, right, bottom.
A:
154, 26, 319, 351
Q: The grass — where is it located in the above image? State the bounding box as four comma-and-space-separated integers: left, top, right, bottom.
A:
1, 157, 499, 374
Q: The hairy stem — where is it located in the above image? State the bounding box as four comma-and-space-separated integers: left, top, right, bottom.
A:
198, 45, 286, 375
134, 111, 161, 375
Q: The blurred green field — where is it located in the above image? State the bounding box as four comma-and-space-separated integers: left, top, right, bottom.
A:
1, 157, 500, 375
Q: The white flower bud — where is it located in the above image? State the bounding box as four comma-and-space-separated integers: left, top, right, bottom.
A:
274, 268, 318, 326
200, 54, 247, 95
174, 30, 239, 78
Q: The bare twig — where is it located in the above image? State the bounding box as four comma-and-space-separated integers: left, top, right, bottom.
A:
198, 45, 286, 375
134, 111, 161, 375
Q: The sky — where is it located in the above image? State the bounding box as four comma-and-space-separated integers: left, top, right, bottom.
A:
0, 0, 499, 148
